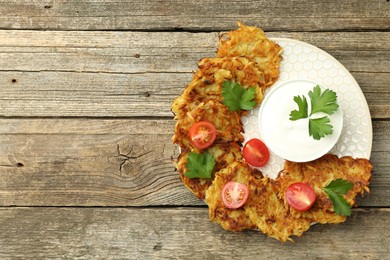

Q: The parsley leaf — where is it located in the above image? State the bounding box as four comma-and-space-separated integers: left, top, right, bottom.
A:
322, 179, 354, 216
323, 190, 352, 216
309, 85, 339, 116
185, 151, 215, 179
324, 178, 354, 194
222, 81, 243, 111
309, 116, 333, 140
289, 95, 308, 120
240, 86, 257, 110
222, 81, 256, 112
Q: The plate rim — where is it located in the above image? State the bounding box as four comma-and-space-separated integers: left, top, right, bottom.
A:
241, 37, 372, 178
271, 37, 372, 159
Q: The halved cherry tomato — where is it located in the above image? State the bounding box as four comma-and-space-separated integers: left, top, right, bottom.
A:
285, 182, 316, 212
221, 181, 249, 209
242, 138, 270, 167
188, 121, 217, 150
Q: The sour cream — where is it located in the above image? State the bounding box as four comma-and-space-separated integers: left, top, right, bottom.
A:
258, 79, 343, 162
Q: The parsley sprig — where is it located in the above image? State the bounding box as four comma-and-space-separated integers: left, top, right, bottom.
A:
322, 179, 354, 216
289, 85, 339, 140
185, 151, 215, 179
222, 81, 256, 112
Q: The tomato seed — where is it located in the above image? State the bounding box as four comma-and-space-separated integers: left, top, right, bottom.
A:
238, 189, 245, 201
225, 190, 232, 203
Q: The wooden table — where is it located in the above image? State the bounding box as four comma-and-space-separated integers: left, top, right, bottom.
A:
0, 1, 389, 258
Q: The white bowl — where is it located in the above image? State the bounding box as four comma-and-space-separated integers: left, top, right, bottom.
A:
258, 79, 343, 162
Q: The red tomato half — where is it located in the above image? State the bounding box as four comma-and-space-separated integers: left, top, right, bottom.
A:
188, 121, 217, 150
242, 138, 270, 167
221, 181, 249, 209
285, 182, 316, 212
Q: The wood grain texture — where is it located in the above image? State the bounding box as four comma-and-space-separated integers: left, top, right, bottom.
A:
0, 71, 388, 118
0, 207, 388, 259
0, 0, 388, 31
0, 118, 387, 207
0, 118, 200, 206
0, 30, 388, 73
0, 1, 388, 258
0, 30, 388, 117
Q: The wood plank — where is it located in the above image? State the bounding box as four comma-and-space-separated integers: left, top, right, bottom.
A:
0, 71, 388, 118
0, 30, 388, 118
0, 0, 388, 31
0, 207, 388, 259
0, 71, 188, 118
0, 31, 388, 73
352, 72, 390, 119
0, 118, 388, 207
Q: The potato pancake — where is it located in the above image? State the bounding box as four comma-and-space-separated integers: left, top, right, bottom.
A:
217, 21, 283, 87
205, 161, 259, 231
172, 100, 244, 153
171, 56, 266, 119
275, 154, 372, 224
244, 176, 312, 242
175, 143, 244, 199
206, 161, 312, 240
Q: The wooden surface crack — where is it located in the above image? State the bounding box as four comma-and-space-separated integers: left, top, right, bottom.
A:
0, 163, 24, 168
116, 143, 152, 176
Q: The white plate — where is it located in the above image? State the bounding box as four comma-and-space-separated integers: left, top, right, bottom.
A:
242, 38, 372, 179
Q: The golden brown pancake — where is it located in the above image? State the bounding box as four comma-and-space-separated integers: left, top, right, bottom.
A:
172, 100, 244, 153
275, 154, 372, 224
205, 161, 260, 231
244, 176, 312, 242
217, 21, 283, 87
175, 143, 244, 199
171, 56, 266, 119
